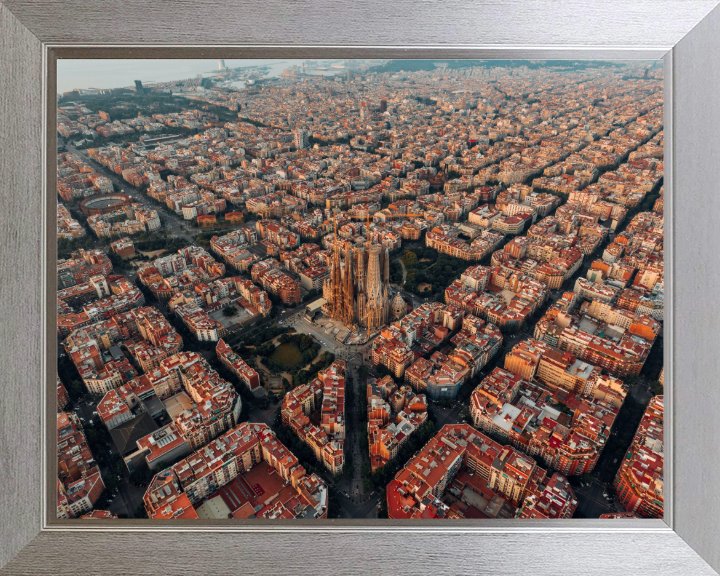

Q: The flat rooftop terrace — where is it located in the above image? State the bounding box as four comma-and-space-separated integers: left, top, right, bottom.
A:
162, 392, 195, 421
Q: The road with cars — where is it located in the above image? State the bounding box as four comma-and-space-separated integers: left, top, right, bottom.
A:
572, 478, 626, 518
332, 486, 381, 519
428, 402, 465, 428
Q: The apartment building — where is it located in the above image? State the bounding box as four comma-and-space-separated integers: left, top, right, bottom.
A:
372, 334, 415, 378
614, 396, 664, 518
144, 421, 329, 519
110, 237, 135, 259
470, 368, 619, 476
367, 382, 428, 472
216, 339, 261, 393
57, 412, 104, 518
503, 339, 551, 381
281, 361, 346, 474
387, 424, 576, 519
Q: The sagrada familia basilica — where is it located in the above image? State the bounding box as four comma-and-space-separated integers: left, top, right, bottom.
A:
323, 241, 407, 331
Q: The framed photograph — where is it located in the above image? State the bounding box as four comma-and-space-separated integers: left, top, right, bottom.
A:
2, 1, 720, 574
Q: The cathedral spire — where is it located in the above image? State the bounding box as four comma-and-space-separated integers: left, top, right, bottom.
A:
327, 238, 388, 332
383, 247, 390, 285
343, 247, 355, 326
330, 233, 344, 320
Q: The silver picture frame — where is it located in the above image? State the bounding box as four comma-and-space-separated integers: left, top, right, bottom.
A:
2, 0, 719, 573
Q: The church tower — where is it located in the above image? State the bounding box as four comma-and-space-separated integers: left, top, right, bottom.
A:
342, 247, 355, 326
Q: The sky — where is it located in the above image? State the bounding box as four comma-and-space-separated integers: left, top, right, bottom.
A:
56, 59, 301, 93
57, 58, 660, 94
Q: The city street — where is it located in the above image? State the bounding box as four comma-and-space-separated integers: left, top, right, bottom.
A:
247, 403, 279, 427
428, 402, 465, 428
572, 478, 625, 518
328, 484, 380, 519
348, 363, 364, 499
107, 479, 147, 519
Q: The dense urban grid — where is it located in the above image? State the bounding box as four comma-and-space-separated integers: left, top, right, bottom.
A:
56, 59, 664, 521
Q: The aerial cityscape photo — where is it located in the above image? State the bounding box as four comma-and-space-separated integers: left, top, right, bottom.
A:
55, 58, 664, 521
